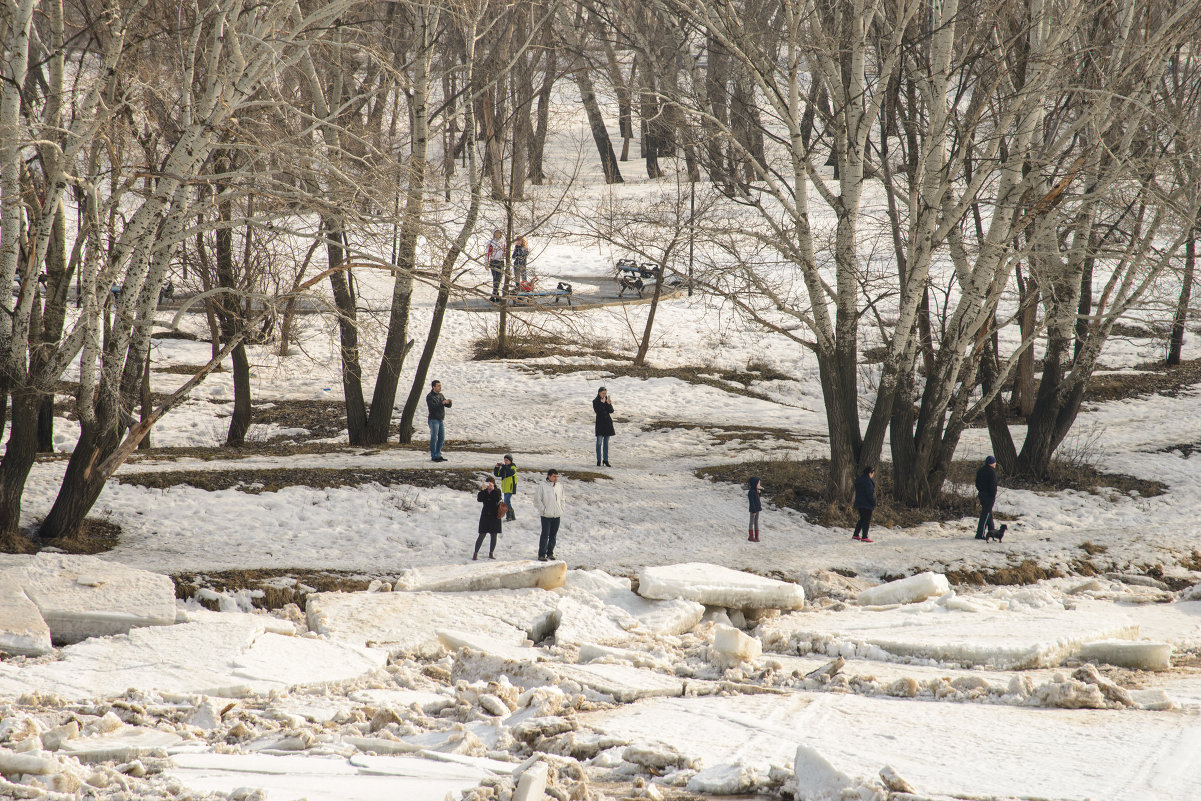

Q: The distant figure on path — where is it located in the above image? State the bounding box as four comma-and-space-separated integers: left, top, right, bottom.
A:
593, 387, 615, 467
533, 469, 564, 561
852, 466, 876, 543
426, 380, 451, 462
511, 236, 530, 285
494, 454, 518, 521
747, 477, 763, 542
485, 229, 506, 301
474, 477, 503, 560
975, 456, 1007, 541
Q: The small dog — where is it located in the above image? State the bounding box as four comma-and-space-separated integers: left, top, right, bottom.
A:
985, 524, 1008, 543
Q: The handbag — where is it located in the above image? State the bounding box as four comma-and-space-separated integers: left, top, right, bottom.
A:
497, 501, 508, 519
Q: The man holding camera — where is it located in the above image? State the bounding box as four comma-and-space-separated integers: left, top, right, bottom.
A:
426, 380, 451, 462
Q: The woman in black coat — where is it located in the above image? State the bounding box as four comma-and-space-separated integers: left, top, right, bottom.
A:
474, 478, 503, 560
593, 387, 615, 467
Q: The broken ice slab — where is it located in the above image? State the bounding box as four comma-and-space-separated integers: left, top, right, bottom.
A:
562, 570, 705, 638
168, 752, 491, 801
306, 588, 561, 657
710, 624, 762, 667
1077, 640, 1172, 670
438, 629, 550, 662
10, 553, 175, 645
0, 614, 386, 700
856, 572, 950, 607
552, 662, 689, 703
395, 560, 566, 592
0, 571, 52, 656
759, 599, 1139, 669
636, 563, 805, 610
347, 688, 455, 715
582, 691, 1201, 801
58, 726, 184, 762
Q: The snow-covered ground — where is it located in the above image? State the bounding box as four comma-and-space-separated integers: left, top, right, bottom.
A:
5, 105, 1201, 801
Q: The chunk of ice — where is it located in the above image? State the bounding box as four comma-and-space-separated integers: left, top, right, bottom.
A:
637, 563, 804, 610
0, 571, 52, 656
396, 560, 566, 592
856, 572, 950, 607
1078, 639, 1172, 671
14, 553, 175, 644
306, 589, 560, 657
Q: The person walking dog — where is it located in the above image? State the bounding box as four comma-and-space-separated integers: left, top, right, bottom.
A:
975, 456, 1007, 541
533, 469, 564, 561
852, 466, 876, 543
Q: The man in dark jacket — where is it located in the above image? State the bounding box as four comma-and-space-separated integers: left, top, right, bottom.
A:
852, 466, 876, 542
975, 456, 1006, 541
426, 380, 451, 462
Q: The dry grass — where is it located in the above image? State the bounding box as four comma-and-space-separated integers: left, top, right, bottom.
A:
118, 465, 610, 494
945, 559, 1064, 586
0, 517, 122, 556
643, 420, 821, 447
173, 569, 376, 611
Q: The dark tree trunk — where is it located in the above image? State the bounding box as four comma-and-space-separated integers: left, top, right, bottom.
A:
214, 183, 251, 447
227, 343, 251, 446
1012, 264, 1038, 415
38, 415, 122, 541
529, 47, 555, 184
0, 391, 41, 541
326, 222, 367, 444
1167, 229, 1196, 366
573, 62, 622, 183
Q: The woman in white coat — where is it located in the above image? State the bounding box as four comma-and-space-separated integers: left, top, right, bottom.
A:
532, 469, 564, 561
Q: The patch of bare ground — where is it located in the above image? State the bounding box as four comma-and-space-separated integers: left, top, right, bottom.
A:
696, 459, 981, 529
1084, 357, 1201, 403
945, 559, 1064, 586
0, 518, 121, 556
173, 569, 376, 611
154, 363, 227, 375
473, 335, 795, 399
944, 459, 1166, 499
118, 465, 609, 494
643, 420, 820, 447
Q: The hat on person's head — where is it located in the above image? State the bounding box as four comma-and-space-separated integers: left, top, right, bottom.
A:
504, 454, 514, 462
985, 456, 996, 465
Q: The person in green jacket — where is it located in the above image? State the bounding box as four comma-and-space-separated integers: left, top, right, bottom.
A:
493, 454, 518, 521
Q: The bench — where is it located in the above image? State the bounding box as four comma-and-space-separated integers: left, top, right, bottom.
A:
615, 259, 660, 298
513, 281, 573, 306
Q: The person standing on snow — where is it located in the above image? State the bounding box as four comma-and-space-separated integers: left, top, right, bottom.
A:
533, 469, 565, 561
426, 380, 451, 462
493, 454, 518, 521
511, 236, 530, 286
975, 456, 1007, 541
747, 477, 763, 542
593, 387, 615, 467
474, 477, 503, 560
485, 229, 506, 302
852, 466, 876, 542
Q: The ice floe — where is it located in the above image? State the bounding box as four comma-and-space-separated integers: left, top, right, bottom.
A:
637, 562, 805, 610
